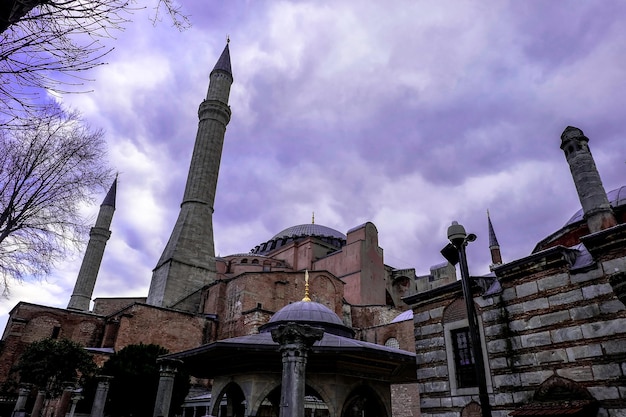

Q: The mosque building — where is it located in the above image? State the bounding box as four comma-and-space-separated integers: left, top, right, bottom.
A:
1, 40, 625, 417
0, 43, 422, 417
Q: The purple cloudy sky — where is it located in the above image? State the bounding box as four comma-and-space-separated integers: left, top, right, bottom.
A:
1, 1, 625, 327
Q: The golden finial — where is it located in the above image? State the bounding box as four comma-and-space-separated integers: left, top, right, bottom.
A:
302, 270, 311, 302
312, 212, 315, 224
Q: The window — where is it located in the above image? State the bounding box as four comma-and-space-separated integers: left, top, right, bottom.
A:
384, 337, 400, 349
51, 326, 61, 339
451, 327, 477, 388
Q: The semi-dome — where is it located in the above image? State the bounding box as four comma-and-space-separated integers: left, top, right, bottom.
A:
259, 301, 354, 338
565, 185, 626, 226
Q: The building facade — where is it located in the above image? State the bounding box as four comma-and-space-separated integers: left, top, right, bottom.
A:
406, 127, 626, 417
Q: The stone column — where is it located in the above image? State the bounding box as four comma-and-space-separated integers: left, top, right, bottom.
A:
30, 390, 46, 417
90, 376, 112, 417
152, 358, 182, 417
55, 382, 75, 417
68, 391, 83, 417
271, 323, 324, 417
12, 383, 32, 414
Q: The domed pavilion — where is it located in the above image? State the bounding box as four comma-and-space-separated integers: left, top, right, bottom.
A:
156, 279, 417, 417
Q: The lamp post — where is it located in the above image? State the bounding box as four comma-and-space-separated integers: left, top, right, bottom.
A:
443, 221, 492, 417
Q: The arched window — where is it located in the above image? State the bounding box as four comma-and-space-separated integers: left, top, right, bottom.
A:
384, 337, 400, 349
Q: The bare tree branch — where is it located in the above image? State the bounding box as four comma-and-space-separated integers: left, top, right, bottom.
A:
0, 104, 113, 294
0, 0, 189, 122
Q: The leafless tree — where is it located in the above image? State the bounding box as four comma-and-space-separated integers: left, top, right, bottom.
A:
0, 0, 189, 122
0, 104, 113, 294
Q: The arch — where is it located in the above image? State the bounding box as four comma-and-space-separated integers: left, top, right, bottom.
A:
461, 401, 482, 417
534, 375, 594, 402
341, 385, 387, 417
255, 385, 330, 417
240, 259, 248, 264
211, 382, 246, 417
384, 337, 399, 349
22, 315, 62, 343
443, 298, 468, 324
251, 259, 259, 265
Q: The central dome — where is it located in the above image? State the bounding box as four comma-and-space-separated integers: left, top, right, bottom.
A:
251, 223, 347, 255
259, 301, 354, 338
271, 224, 346, 240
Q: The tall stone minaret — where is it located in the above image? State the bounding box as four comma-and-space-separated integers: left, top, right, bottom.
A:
487, 210, 502, 270
67, 178, 117, 311
147, 42, 232, 310
560, 126, 616, 233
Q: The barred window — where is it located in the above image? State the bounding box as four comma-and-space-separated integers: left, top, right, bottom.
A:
451, 327, 477, 388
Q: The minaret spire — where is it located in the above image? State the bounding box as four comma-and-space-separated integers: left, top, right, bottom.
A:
67, 177, 117, 311
147, 43, 233, 310
487, 210, 502, 270
560, 126, 616, 233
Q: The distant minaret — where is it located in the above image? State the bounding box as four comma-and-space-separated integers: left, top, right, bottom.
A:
560, 126, 616, 233
487, 210, 502, 270
67, 178, 117, 311
147, 42, 233, 309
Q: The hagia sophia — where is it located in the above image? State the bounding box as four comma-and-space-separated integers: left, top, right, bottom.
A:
0, 42, 625, 417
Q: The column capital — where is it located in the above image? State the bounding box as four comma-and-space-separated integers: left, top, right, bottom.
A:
271, 322, 324, 348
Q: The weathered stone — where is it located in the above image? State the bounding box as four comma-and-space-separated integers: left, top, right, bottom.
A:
413, 311, 430, 323
566, 344, 602, 360
490, 357, 509, 369
602, 339, 626, 355
547, 289, 582, 306
521, 331, 551, 348
599, 300, 625, 314
522, 297, 549, 312
512, 353, 535, 367
420, 397, 441, 408
482, 308, 503, 323
505, 302, 525, 316
512, 390, 534, 404
520, 370, 553, 385
581, 318, 626, 338
551, 326, 583, 343
592, 363, 622, 380
509, 319, 527, 332
537, 273, 569, 291
556, 366, 593, 381
484, 323, 505, 337
430, 307, 445, 319
419, 323, 443, 336
587, 386, 620, 400
582, 283, 614, 300
415, 336, 445, 350
602, 258, 626, 276
570, 267, 603, 284
516, 281, 538, 298
487, 339, 508, 354
569, 304, 600, 320
528, 310, 570, 329
494, 392, 514, 407
501, 287, 517, 302
536, 349, 567, 364
493, 373, 521, 388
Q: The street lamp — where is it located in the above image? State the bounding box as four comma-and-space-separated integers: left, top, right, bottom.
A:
441, 221, 492, 417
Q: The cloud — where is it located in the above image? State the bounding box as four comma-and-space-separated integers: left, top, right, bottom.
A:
1, 1, 625, 330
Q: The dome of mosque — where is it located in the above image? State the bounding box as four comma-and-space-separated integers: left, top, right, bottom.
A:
271, 224, 346, 240
251, 223, 347, 255
565, 186, 626, 226
259, 301, 354, 338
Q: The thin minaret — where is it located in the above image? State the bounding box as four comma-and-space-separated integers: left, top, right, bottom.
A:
67, 178, 117, 311
147, 42, 233, 310
487, 210, 502, 270
560, 126, 616, 233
